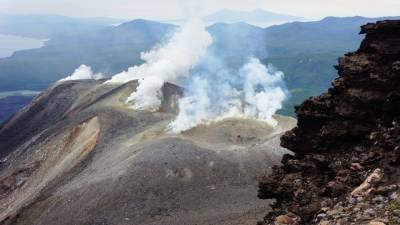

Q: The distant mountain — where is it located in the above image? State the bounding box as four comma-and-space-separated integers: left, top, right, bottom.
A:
204, 9, 305, 25
264, 16, 400, 57
0, 19, 175, 91
207, 22, 268, 66
263, 16, 399, 115
0, 16, 399, 122
0, 13, 125, 38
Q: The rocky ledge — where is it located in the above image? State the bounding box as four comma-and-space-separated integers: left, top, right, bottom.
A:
258, 20, 400, 225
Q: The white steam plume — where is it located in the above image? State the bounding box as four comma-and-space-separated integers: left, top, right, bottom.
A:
241, 58, 286, 126
168, 57, 287, 133
65, 19, 287, 133
107, 20, 212, 110
59, 65, 103, 82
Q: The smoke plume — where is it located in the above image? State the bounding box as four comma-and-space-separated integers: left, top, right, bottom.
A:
168, 56, 287, 133
66, 19, 287, 133
59, 65, 103, 81
107, 20, 212, 110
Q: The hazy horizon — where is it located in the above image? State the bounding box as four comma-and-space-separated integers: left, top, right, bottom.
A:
1, 0, 399, 21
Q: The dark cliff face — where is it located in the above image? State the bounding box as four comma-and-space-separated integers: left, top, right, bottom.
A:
258, 20, 400, 225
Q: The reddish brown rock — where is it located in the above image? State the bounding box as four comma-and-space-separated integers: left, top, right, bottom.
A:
258, 20, 400, 224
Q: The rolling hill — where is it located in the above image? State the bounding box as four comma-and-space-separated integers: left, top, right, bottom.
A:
0, 16, 399, 123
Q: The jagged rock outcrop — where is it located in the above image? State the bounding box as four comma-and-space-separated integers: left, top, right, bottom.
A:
258, 20, 400, 225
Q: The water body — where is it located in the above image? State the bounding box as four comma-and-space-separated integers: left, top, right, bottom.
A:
0, 90, 41, 124
0, 90, 41, 99
0, 34, 46, 58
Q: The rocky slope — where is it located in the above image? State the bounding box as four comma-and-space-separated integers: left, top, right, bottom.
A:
258, 20, 400, 225
0, 79, 296, 225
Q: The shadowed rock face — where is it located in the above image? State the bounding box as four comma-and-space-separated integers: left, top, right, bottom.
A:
0, 78, 295, 225
258, 20, 400, 224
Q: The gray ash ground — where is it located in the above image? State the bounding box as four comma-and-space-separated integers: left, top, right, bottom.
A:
0, 79, 296, 225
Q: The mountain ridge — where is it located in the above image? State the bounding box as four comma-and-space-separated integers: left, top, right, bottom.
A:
204, 9, 306, 23
0, 13, 124, 38
1, 16, 399, 124
0, 79, 296, 225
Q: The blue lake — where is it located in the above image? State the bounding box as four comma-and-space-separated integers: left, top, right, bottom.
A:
0, 34, 46, 58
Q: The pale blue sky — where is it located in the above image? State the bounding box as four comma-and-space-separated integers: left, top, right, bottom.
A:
0, 0, 399, 20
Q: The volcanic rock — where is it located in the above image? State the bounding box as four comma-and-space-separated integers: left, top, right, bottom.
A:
258, 20, 400, 225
